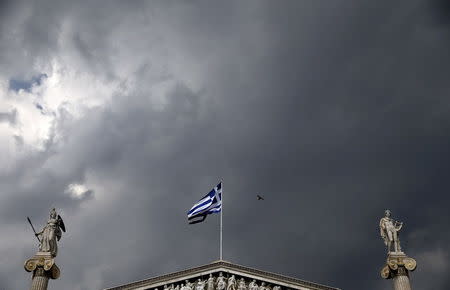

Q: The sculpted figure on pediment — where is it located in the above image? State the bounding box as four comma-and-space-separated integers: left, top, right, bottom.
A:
227, 275, 237, 290
248, 279, 258, 290
207, 273, 215, 290
258, 281, 267, 290
196, 278, 206, 290
237, 278, 246, 290
217, 272, 227, 290
185, 280, 193, 290
272, 286, 281, 290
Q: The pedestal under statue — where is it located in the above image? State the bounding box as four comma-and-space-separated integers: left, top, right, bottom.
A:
379, 210, 416, 290
24, 208, 66, 290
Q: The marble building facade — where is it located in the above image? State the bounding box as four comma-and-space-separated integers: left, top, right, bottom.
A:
104, 260, 340, 290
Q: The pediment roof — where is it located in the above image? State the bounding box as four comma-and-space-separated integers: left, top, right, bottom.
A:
104, 260, 340, 290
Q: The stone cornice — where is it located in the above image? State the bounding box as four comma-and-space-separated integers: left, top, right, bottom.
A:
104, 260, 340, 290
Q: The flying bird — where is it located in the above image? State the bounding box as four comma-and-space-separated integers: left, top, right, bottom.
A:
257, 194, 264, 200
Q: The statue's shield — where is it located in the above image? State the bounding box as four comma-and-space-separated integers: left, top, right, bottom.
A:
57, 215, 66, 232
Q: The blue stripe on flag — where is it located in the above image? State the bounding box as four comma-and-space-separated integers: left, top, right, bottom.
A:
187, 182, 222, 224
188, 197, 213, 215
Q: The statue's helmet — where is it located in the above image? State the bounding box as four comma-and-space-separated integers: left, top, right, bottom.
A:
50, 208, 57, 218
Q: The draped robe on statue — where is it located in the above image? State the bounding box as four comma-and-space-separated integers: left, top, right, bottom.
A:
37, 214, 62, 257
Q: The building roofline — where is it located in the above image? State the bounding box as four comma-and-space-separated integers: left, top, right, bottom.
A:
104, 260, 340, 290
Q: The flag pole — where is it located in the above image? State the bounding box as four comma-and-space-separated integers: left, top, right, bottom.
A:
220, 180, 223, 260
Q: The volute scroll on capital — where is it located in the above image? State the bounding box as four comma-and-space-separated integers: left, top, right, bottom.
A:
24, 259, 38, 272
403, 257, 417, 271
387, 259, 398, 271
50, 264, 61, 279
380, 265, 390, 279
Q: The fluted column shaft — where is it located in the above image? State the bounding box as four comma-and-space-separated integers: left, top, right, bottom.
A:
392, 266, 411, 290
31, 267, 50, 290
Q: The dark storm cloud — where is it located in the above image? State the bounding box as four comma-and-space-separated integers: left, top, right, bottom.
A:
0, 1, 449, 290
429, 0, 450, 26
0, 0, 13, 18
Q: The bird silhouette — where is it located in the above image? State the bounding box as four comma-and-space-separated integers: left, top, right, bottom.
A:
257, 194, 264, 200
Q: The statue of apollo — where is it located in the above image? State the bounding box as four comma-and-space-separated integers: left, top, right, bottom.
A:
379, 209, 403, 253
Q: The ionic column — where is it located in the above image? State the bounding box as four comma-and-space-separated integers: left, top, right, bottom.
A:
25, 252, 60, 290
380, 252, 416, 290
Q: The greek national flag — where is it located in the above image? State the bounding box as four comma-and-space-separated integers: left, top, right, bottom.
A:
188, 182, 222, 224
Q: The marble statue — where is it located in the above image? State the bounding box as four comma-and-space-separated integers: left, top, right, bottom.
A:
237, 278, 246, 290
227, 275, 237, 290
248, 280, 258, 290
379, 209, 403, 253
207, 273, 215, 290
185, 280, 193, 290
196, 278, 205, 290
35, 208, 66, 257
159, 275, 285, 290
217, 272, 227, 290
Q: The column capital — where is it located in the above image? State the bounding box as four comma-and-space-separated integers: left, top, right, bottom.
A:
380, 252, 416, 279
24, 252, 60, 280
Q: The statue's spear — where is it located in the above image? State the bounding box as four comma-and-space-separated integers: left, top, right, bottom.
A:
27, 217, 41, 243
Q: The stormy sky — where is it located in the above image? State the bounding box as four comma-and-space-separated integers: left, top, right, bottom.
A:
1, 1, 449, 289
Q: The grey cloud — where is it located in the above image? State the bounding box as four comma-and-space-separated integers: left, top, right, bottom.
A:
0, 108, 17, 125
13, 135, 24, 147
1, 1, 450, 290
429, 0, 450, 26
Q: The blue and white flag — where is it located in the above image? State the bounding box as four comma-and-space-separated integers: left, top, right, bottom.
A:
188, 182, 222, 224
